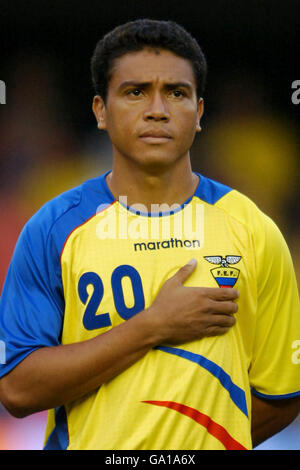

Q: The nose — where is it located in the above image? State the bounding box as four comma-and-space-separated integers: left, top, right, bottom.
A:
143, 91, 170, 122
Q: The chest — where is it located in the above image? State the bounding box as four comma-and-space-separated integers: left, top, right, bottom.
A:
60, 203, 256, 351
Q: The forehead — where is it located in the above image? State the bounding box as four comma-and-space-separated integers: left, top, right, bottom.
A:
109, 48, 196, 89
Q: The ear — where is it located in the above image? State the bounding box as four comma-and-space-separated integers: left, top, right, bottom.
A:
196, 98, 204, 132
92, 95, 107, 130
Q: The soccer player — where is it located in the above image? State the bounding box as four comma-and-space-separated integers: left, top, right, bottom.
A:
0, 19, 299, 450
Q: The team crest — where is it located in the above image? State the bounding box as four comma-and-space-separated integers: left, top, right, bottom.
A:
204, 255, 242, 288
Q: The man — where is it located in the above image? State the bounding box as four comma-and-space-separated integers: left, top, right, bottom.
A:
0, 19, 299, 450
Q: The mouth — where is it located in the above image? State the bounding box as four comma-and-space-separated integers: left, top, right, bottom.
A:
139, 136, 171, 144
139, 130, 172, 144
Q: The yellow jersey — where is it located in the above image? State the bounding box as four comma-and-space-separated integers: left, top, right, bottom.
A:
1, 170, 299, 450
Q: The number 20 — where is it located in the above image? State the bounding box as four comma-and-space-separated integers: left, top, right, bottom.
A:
78, 265, 145, 330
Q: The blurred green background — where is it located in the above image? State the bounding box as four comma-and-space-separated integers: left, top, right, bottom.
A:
0, 0, 299, 450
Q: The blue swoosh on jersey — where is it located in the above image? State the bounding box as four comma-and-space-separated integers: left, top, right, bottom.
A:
155, 345, 248, 417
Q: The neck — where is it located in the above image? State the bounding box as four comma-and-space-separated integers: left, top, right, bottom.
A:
106, 155, 199, 212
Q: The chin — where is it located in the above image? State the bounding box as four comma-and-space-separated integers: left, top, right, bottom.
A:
133, 149, 184, 170
139, 157, 179, 174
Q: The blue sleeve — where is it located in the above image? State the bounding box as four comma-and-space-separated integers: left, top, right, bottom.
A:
0, 212, 65, 378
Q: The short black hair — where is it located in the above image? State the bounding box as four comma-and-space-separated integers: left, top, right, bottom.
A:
91, 19, 207, 103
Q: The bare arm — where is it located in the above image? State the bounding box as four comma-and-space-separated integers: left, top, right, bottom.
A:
0, 309, 160, 417
0, 259, 238, 418
251, 393, 300, 447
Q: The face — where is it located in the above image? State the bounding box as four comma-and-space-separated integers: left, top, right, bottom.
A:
92, 48, 204, 170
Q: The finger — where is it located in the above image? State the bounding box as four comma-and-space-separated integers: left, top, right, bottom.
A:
206, 299, 239, 315
205, 325, 234, 337
199, 314, 236, 336
204, 287, 240, 301
210, 313, 237, 327
172, 258, 198, 284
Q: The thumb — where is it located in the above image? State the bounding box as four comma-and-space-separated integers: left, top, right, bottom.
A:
174, 258, 197, 284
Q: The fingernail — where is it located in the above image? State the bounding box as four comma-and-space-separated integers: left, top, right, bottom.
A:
187, 258, 197, 266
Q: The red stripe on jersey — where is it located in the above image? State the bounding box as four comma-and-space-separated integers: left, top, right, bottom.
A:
142, 400, 247, 450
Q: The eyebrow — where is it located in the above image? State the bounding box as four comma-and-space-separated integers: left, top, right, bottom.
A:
118, 80, 193, 92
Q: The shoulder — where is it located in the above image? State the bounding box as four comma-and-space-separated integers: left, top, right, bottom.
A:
195, 173, 273, 230
217, 187, 284, 248
194, 172, 288, 253
21, 171, 114, 256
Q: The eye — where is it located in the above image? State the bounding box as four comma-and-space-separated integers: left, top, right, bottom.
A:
127, 88, 143, 97
170, 89, 186, 98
